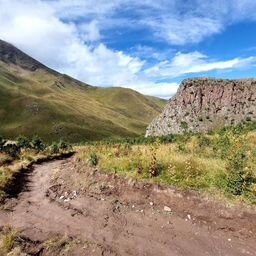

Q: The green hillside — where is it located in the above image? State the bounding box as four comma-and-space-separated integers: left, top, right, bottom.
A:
0, 40, 165, 142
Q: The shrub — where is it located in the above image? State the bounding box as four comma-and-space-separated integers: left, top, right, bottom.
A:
149, 139, 160, 177
31, 136, 45, 151
2, 144, 20, 158
16, 136, 30, 149
214, 131, 235, 158
177, 141, 187, 153
226, 137, 256, 195
88, 153, 99, 167
167, 158, 206, 189
58, 140, 72, 151
49, 143, 60, 154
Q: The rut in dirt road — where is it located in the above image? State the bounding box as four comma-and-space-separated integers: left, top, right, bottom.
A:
1, 158, 256, 256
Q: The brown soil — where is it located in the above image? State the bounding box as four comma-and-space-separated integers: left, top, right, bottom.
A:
1, 156, 256, 255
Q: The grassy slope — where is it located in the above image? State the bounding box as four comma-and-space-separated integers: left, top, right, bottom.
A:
0, 62, 166, 142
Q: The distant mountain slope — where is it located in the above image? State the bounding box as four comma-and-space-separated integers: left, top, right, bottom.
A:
146, 78, 256, 136
0, 40, 166, 142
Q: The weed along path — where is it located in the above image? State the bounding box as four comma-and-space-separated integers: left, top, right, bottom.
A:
1, 157, 256, 255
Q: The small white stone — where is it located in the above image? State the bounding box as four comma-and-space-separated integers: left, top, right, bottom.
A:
187, 214, 191, 220
64, 198, 70, 202
164, 206, 172, 212
150, 202, 154, 206
59, 196, 64, 200
132, 205, 135, 208
228, 238, 231, 242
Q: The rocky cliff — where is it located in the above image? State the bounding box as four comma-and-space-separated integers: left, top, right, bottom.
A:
146, 78, 256, 136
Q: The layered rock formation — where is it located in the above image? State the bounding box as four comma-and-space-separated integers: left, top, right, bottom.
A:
146, 78, 256, 136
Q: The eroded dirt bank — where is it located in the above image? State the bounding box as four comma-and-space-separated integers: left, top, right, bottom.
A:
0, 157, 256, 255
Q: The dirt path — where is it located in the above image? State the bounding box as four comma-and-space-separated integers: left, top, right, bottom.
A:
1, 158, 256, 255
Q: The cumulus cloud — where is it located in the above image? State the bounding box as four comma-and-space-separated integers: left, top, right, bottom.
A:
144, 52, 256, 79
0, 0, 256, 99
0, 0, 143, 86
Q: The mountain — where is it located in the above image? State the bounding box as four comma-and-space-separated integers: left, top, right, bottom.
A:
0, 39, 166, 142
146, 78, 256, 137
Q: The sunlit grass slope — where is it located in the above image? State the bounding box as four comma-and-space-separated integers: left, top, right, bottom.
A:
0, 59, 165, 142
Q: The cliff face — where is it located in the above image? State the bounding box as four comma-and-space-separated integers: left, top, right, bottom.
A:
146, 78, 256, 137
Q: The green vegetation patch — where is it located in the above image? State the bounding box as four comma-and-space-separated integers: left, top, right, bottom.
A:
76, 124, 256, 204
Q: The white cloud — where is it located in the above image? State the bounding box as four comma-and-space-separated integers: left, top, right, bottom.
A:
144, 16, 222, 45
0, 0, 180, 99
1, 0, 256, 100
42, 0, 256, 45
127, 82, 179, 99
144, 52, 256, 79
78, 20, 101, 42
0, 0, 143, 85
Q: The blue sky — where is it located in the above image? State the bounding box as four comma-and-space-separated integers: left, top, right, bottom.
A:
1, 0, 256, 98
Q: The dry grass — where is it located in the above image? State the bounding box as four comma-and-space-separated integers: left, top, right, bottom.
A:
76, 142, 226, 191
0, 226, 24, 256
75, 131, 256, 203
44, 235, 80, 255
0, 153, 12, 166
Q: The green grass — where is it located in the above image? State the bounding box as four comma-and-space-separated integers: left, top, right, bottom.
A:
0, 62, 165, 143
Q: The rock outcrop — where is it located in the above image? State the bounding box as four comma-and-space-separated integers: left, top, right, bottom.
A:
146, 78, 256, 136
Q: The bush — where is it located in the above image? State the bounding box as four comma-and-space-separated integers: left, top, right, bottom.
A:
2, 144, 20, 158
16, 136, 31, 149
149, 139, 160, 177
58, 140, 72, 151
167, 158, 206, 189
88, 153, 99, 167
226, 137, 256, 195
177, 141, 187, 153
49, 143, 60, 154
213, 131, 234, 158
31, 136, 45, 151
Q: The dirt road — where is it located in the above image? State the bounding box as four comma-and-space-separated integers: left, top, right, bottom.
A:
1, 157, 256, 255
